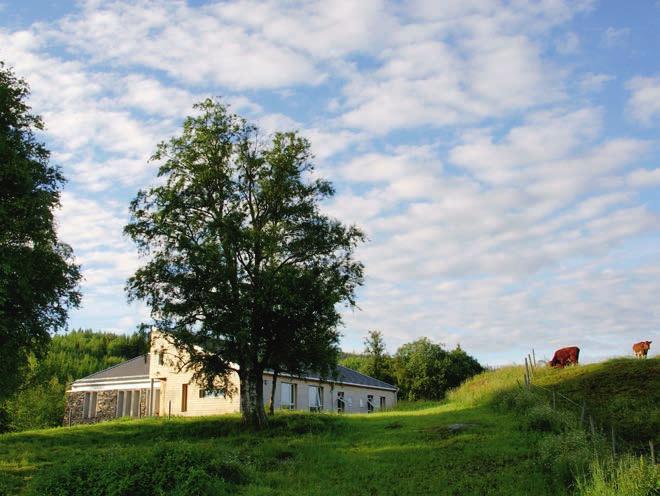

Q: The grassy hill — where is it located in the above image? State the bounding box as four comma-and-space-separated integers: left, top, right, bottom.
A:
0, 358, 657, 495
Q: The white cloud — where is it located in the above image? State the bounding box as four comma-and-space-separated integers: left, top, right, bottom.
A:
628, 168, 660, 188
626, 76, 660, 125
603, 26, 630, 46
579, 72, 614, 92
556, 32, 580, 54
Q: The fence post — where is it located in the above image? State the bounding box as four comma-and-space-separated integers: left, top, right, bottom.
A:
650, 441, 655, 465
168, 400, 172, 419
68, 408, 72, 427
532, 349, 536, 367
524, 357, 530, 388
580, 400, 586, 427
589, 416, 595, 438
528, 354, 534, 375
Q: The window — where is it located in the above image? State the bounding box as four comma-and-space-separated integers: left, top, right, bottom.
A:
181, 384, 188, 412
83, 392, 97, 419
158, 351, 165, 366
367, 394, 374, 413
199, 388, 225, 399
280, 382, 296, 410
380, 396, 386, 410
336, 391, 345, 413
309, 385, 323, 412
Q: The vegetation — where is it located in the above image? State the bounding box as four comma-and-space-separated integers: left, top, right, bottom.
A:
3, 356, 655, 495
125, 99, 363, 428
1, 329, 148, 432
341, 334, 483, 401
0, 62, 81, 403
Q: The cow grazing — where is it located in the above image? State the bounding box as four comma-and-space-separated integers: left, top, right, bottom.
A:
633, 341, 652, 358
549, 346, 580, 368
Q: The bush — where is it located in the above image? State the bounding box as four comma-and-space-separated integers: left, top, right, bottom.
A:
538, 429, 595, 486
524, 404, 574, 434
576, 454, 659, 496
27, 443, 249, 495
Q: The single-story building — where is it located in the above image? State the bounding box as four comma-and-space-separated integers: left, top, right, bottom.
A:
65, 330, 397, 425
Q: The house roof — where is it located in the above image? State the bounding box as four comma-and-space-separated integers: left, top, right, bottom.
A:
75, 354, 150, 382
73, 352, 396, 391
267, 365, 397, 391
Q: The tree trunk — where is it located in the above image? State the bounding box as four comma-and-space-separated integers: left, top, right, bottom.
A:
268, 369, 279, 416
239, 366, 268, 429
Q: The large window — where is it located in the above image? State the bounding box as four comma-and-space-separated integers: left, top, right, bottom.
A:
83, 392, 97, 419
280, 382, 296, 410
309, 385, 323, 412
380, 396, 386, 410
199, 388, 225, 398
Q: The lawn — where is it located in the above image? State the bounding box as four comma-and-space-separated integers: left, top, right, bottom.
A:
1, 357, 656, 495
0, 401, 563, 495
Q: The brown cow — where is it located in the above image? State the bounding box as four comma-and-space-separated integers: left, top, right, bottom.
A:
549, 346, 580, 368
633, 341, 652, 358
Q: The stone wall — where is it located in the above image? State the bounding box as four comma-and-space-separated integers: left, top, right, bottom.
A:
63, 389, 151, 426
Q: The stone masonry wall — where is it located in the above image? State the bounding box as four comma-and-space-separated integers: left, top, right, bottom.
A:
64, 389, 150, 426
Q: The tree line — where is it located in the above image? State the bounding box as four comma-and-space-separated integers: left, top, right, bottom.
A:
0, 329, 148, 432
340, 331, 483, 401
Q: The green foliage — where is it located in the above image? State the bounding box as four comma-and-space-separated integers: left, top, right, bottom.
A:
27, 443, 246, 496
2, 329, 148, 431
0, 62, 81, 402
576, 455, 659, 496
538, 429, 594, 486
524, 404, 574, 434
1, 403, 566, 496
394, 338, 483, 400
125, 99, 363, 427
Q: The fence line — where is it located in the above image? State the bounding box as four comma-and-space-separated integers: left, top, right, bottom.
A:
519, 350, 654, 461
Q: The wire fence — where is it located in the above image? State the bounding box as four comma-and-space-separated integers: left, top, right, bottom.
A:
520, 350, 656, 464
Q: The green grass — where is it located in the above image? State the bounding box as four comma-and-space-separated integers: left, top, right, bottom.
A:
1, 358, 657, 495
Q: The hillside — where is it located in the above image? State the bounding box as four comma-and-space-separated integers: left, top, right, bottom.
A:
0, 358, 657, 495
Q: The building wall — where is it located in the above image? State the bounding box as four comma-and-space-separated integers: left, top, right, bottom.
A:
149, 330, 240, 417
64, 389, 151, 425
263, 374, 397, 413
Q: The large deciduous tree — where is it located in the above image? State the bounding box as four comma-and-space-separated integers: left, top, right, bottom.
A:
0, 62, 81, 403
125, 99, 364, 428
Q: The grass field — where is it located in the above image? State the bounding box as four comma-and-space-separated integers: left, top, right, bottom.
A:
0, 358, 657, 495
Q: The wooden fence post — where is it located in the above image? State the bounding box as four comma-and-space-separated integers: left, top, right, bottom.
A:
650, 441, 655, 465
532, 349, 536, 367
580, 400, 586, 427
589, 416, 595, 438
68, 408, 72, 427
524, 357, 530, 388
168, 400, 172, 419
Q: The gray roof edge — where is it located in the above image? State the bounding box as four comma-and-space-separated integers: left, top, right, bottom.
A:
76, 354, 150, 381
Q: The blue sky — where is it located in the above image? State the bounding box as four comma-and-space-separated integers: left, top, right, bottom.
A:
2, 0, 659, 365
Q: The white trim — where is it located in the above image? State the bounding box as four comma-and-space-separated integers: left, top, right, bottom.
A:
73, 374, 150, 384
70, 380, 158, 392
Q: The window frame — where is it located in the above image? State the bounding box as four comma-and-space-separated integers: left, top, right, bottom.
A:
280, 382, 296, 410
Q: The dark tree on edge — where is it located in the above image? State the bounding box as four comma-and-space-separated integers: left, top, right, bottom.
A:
0, 62, 81, 403
125, 100, 364, 428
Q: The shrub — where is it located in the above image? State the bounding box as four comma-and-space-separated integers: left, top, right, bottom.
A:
27, 443, 248, 495
538, 429, 595, 486
524, 404, 574, 434
576, 454, 659, 496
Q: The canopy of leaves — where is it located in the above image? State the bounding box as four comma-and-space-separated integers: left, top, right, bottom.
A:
125, 99, 363, 426
394, 338, 483, 401
0, 62, 81, 401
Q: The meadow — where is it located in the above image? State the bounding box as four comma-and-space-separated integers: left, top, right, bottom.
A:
0, 358, 657, 495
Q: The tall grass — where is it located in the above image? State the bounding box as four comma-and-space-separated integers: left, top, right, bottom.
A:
576, 455, 659, 496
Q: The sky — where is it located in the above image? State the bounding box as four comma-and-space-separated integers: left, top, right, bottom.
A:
1, 0, 659, 365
